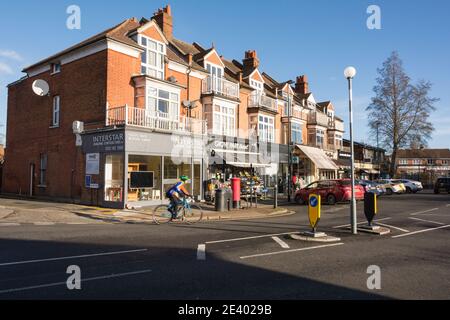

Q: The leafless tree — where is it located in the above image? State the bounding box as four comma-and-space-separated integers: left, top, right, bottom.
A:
366, 51, 438, 176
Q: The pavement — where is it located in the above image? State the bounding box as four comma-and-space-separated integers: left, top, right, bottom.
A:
0, 197, 292, 225
0, 191, 449, 299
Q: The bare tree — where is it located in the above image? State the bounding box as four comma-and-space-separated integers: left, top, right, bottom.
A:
366, 51, 438, 177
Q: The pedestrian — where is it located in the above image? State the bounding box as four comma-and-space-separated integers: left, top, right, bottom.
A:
292, 173, 298, 191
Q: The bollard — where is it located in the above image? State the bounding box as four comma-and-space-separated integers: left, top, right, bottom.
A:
273, 185, 278, 209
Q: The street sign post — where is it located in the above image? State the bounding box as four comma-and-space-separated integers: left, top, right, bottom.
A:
308, 194, 321, 233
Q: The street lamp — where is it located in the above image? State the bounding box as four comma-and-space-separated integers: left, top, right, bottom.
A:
344, 66, 357, 235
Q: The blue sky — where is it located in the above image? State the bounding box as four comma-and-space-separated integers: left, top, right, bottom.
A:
0, 0, 449, 148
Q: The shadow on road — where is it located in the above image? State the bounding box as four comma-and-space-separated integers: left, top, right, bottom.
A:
0, 237, 389, 300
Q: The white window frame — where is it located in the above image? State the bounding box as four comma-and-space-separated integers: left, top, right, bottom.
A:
52, 96, 60, 127
258, 114, 275, 143
442, 160, 448, 165
139, 35, 166, 80
316, 129, 325, 147
51, 63, 61, 74
291, 121, 303, 144
212, 103, 235, 137
146, 84, 180, 120
250, 79, 264, 92
413, 159, 421, 165
399, 159, 407, 165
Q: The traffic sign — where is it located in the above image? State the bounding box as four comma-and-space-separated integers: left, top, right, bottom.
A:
308, 194, 321, 231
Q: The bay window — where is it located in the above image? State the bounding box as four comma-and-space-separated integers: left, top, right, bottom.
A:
140, 35, 165, 80
291, 122, 303, 144
147, 86, 179, 120
259, 115, 275, 143
213, 103, 235, 137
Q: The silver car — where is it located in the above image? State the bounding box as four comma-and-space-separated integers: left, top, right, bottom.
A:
393, 179, 423, 193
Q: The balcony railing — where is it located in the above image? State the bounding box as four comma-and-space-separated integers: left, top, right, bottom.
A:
282, 105, 308, 120
202, 75, 240, 99
328, 118, 345, 131
106, 105, 207, 135
248, 93, 278, 112
308, 111, 330, 127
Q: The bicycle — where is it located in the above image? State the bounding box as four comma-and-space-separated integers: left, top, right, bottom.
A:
152, 197, 203, 225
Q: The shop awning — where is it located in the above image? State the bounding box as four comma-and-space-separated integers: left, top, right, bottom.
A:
294, 145, 338, 170
226, 161, 271, 168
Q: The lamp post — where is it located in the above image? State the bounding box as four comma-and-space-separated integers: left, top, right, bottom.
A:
344, 66, 357, 235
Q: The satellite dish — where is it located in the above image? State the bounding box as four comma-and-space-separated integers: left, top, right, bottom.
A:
32, 79, 50, 96
182, 100, 191, 108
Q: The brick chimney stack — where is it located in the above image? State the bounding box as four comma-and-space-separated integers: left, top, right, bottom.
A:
153, 5, 173, 40
295, 75, 309, 95
243, 50, 260, 70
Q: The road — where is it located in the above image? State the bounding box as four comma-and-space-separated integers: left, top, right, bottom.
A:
0, 192, 449, 300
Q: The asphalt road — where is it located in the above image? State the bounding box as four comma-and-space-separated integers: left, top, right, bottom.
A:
0, 192, 449, 300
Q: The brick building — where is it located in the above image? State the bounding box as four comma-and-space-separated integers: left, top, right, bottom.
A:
396, 148, 450, 187
336, 140, 386, 180
3, 4, 346, 208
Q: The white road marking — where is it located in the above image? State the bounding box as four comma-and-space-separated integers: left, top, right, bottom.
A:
0, 269, 152, 295
271, 236, 290, 249
409, 217, 446, 226
205, 231, 300, 245
410, 208, 439, 216
392, 225, 450, 239
197, 244, 206, 261
375, 222, 409, 233
0, 249, 148, 267
240, 243, 344, 260
332, 217, 391, 229
0, 223, 20, 227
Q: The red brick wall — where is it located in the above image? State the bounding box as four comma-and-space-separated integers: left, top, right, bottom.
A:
3, 50, 108, 201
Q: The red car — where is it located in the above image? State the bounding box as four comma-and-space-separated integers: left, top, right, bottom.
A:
294, 179, 365, 205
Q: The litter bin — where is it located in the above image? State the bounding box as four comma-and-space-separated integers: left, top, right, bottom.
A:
215, 189, 232, 212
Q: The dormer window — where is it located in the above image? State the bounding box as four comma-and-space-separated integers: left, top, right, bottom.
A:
206, 63, 223, 79
250, 80, 263, 93
140, 35, 166, 80
51, 63, 61, 74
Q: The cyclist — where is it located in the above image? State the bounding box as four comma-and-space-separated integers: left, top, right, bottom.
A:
166, 175, 192, 219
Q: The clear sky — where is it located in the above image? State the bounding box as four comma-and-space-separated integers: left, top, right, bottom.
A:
0, 0, 449, 148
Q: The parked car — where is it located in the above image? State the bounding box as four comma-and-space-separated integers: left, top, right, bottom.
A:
376, 179, 406, 195
434, 177, 450, 194
393, 179, 423, 193
295, 179, 365, 205
357, 179, 385, 196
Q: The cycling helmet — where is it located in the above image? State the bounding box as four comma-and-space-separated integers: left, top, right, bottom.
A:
180, 175, 190, 182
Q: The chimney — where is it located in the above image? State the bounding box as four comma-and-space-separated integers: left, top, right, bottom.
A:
243, 50, 259, 70
185, 53, 193, 66
153, 5, 173, 40
295, 75, 309, 95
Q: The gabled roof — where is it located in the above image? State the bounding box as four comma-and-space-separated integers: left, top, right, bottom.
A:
23, 18, 142, 72
397, 149, 450, 159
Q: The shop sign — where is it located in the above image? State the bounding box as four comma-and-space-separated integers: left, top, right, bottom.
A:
211, 140, 249, 152
86, 153, 100, 175
82, 130, 125, 153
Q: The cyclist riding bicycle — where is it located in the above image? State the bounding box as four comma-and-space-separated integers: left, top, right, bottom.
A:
166, 175, 192, 218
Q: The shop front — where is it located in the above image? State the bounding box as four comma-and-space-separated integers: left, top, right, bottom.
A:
206, 135, 282, 200
81, 127, 206, 208
293, 145, 338, 182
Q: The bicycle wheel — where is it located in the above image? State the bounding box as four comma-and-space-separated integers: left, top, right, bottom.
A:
152, 205, 173, 224
183, 204, 203, 224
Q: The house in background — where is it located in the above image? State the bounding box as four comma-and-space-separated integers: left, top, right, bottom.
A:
396, 148, 450, 188
335, 139, 386, 180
